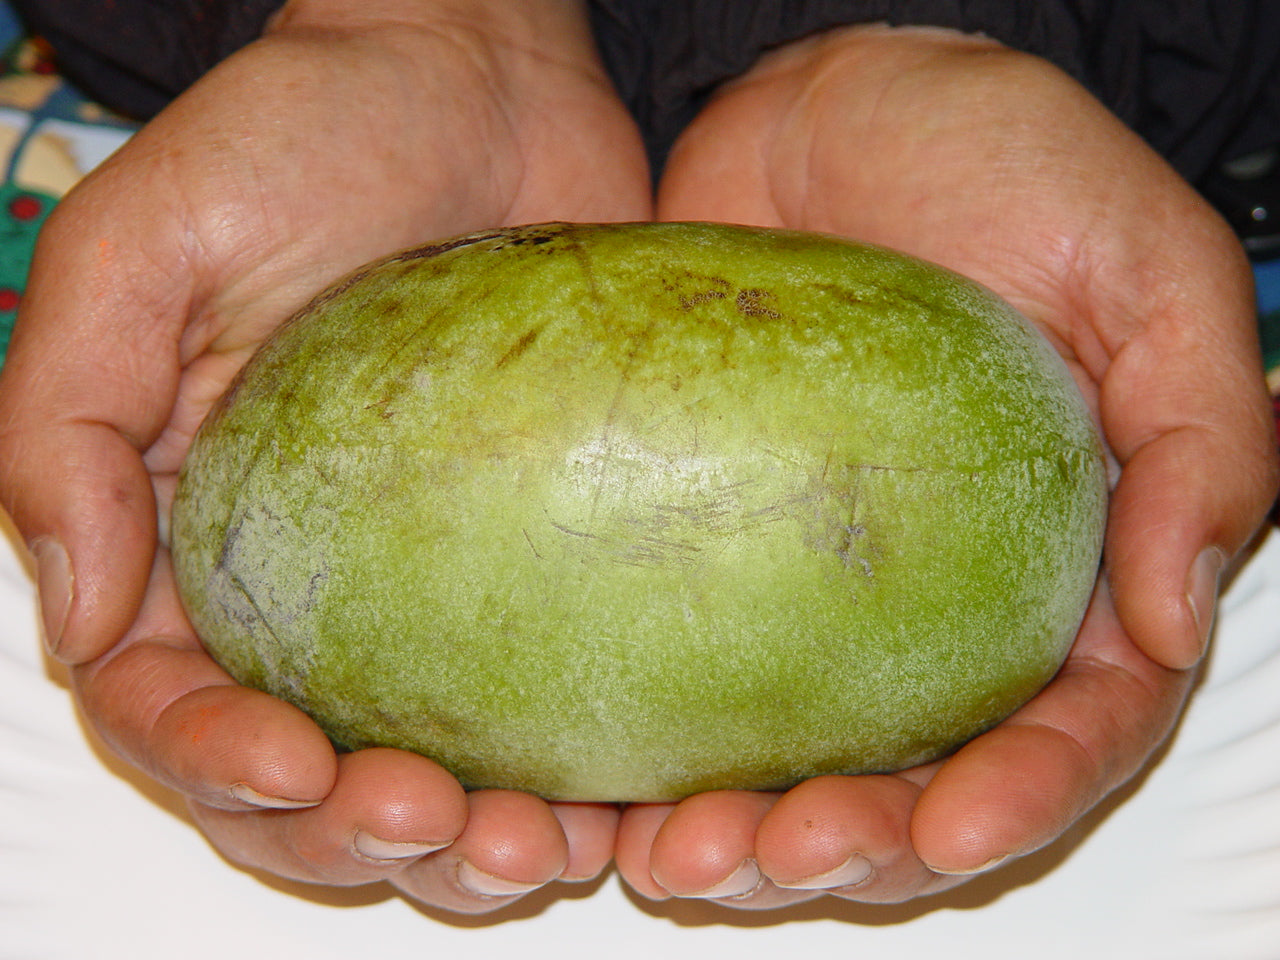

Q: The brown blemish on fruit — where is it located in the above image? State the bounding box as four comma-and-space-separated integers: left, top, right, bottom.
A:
496, 324, 544, 369
298, 229, 525, 322
673, 275, 732, 311
679, 289, 729, 309
735, 288, 782, 319
390, 230, 513, 265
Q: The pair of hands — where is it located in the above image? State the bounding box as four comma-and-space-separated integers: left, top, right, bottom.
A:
1, 0, 1275, 915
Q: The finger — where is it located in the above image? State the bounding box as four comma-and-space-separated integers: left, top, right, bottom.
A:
76, 549, 569, 914
72, 549, 337, 808
755, 774, 959, 903
909, 580, 1195, 874
188, 747, 467, 886
637, 791, 821, 909
1099, 246, 1280, 668
0, 169, 190, 664
392, 790, 570, 914
614, 802, 677, 900
550, 802, 620, 882
647, 791, 775, 900
656, 76, 782, 227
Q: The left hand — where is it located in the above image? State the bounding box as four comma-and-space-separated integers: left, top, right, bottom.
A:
0, 0, 651, 915
615, 23, 1280, 908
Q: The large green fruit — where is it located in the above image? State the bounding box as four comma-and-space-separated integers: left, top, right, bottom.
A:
171, 221, 1107, 802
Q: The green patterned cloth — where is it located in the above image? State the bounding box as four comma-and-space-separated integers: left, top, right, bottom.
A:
0, 29, 134, 358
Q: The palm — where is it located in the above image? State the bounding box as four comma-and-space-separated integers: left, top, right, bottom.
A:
132, 26, 649, 491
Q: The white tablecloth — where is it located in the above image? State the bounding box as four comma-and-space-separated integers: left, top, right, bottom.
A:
3, 515, 1278, 960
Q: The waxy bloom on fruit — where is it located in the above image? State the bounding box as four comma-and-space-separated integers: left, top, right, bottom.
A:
171, 222, 1107, 802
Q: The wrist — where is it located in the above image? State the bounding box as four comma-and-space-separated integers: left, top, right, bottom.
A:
264, 0, 610, 97
267, 0, 592, 47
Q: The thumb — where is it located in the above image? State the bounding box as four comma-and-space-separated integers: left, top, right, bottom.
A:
1101, 262, 1279, 670
3, 420, 158, 663
0, 189, 186, 663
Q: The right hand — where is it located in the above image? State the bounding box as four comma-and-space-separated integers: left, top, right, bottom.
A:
615, 24, 1278, 908
0, 0, 650, 914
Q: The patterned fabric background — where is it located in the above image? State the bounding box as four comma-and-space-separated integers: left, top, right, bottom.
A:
0, 9, 134, 358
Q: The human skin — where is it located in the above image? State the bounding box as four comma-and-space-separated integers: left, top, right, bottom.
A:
0, 3, 1275, 915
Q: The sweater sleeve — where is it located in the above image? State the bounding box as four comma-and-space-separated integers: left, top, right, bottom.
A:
12, 0, 1280, 191
9, 0, 285, 120
591, 0, 1280, 187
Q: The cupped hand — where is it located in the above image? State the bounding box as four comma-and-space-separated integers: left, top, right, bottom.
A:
0, 0, 649, 913
616, 24, 1280, 908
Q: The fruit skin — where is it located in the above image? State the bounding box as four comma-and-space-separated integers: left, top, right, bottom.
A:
170, 221, 1107, 802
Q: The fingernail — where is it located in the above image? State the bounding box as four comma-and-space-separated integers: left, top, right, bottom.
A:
1187, 547, 1226, 660
228, 782, 322, 810
456, 860, 546, 897
30, 537, 72, 657
929, 853, 1011, 876
680, 859, 762, 899
353, 830, 451, 863
773, 854, 873, 890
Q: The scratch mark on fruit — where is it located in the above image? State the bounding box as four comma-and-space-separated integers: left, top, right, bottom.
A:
834, 523, 874, 577
620, 535, 704, 568
814, 280, 938, 317
216, 514, 245, 575
562, 232, 635, 526
364, 396, 395, 419
640, 535, 701, 550
550, 521, 608, 542
600, 634, 640, 648
307, 568, 329, 604
226, 572, 285, 646
523, 527, 543, 560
